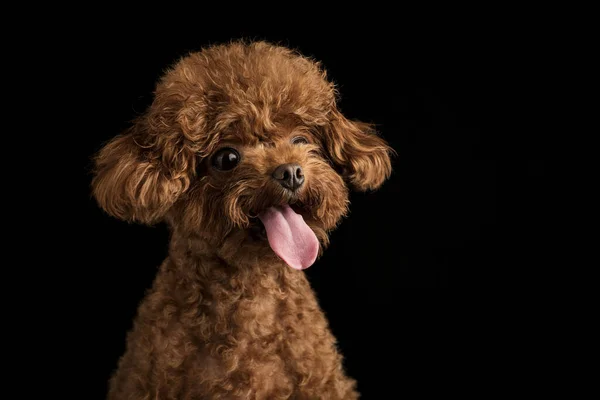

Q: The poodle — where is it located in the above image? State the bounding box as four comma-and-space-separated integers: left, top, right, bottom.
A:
92, 40, 392, 399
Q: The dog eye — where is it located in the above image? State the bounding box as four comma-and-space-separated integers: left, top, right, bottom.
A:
291, 136, 309, 145
211, 148, 240, 171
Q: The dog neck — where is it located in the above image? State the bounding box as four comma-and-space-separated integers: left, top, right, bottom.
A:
145, 227, 314, 352
167, 226, 296, 282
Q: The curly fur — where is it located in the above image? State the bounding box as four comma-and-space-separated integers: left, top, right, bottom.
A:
92, 40, 392, 399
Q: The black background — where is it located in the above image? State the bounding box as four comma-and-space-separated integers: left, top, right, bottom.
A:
41, 10, 548, 399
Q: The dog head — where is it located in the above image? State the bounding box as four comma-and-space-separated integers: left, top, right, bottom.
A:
92, 41, 392, 269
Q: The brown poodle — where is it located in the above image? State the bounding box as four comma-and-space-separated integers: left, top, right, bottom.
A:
92, 40, 392, 399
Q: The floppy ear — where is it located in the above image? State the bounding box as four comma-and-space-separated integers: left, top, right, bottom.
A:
91, 120, 193, 224
323, 108, 393, 191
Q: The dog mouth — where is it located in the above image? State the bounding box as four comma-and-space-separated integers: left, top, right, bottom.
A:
249, 219, 268, 240
248, 201, 319, 270
248, 203, 306, 239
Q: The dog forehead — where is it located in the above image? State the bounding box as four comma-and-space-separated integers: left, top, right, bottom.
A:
219, 120, 296, 146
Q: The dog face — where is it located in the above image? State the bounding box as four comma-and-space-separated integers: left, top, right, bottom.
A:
92, 41, 392, 267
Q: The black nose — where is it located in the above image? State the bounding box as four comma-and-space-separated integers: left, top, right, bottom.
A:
272, 163, 304, 191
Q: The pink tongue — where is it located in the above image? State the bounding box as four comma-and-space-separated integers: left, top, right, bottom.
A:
258, 205, 319, 270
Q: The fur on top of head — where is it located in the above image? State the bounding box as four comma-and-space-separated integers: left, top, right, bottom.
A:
92, 40, 392, 247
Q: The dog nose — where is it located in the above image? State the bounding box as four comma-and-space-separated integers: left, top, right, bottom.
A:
272, 163, 304, 191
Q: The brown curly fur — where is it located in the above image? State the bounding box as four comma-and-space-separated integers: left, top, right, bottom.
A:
92, 41, 392, 399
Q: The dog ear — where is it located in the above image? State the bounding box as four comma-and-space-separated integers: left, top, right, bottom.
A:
323, 107, 393, 191
91, 119, 193, 224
